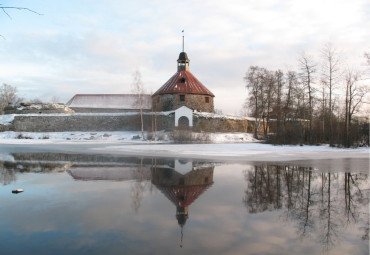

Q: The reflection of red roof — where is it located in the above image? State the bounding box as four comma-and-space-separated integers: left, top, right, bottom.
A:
152, 71, 214, 97
156, 184, 212, 208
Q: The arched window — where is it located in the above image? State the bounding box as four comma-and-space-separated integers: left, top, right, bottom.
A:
178, 116, 190, 127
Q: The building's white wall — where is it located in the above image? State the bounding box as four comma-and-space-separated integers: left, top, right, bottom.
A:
175, 106, 193, 127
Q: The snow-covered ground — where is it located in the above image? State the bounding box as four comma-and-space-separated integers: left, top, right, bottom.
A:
0, 131, 368, 166
87, 143, 369, 164
0, 131, 166, 143
0, 131, 258, 144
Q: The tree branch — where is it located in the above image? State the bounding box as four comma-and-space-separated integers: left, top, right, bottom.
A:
0, 6, 42, 19
0, 5, 42, 39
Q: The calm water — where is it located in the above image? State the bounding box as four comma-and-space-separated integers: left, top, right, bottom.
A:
0, 153, 369, 255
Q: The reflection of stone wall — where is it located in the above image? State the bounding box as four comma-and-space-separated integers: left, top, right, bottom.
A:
12, 153, 153, 164
67, 166, 152, 181
1, 161, 71, 174
153, 94, 214, 113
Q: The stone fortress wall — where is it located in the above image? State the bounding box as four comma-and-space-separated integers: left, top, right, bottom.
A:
6, 113, 256, 133
12, 114, 173, 132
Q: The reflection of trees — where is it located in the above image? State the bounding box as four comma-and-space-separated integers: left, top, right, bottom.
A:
243, 165, 369, 251
130, 158, 151, 213
318, 173, 339, 251
0, 159, 73, 186
0, 162, 16, 185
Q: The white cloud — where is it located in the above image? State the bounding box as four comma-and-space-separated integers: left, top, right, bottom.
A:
0, 0, 369, 113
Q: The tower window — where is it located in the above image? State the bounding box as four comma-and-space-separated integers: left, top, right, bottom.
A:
179, 95, 185, 101
205, 97, 210, 103
179, 77, 186, 83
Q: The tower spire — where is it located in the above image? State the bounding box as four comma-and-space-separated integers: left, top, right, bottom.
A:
177, 30, 190, 71
182, 30, 184, 52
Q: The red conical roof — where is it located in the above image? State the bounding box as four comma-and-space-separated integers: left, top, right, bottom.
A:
155, 183, 213, 208
153, 70, 215, 97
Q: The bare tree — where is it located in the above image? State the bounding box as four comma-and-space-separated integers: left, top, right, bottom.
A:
343, 69, 367, 147
51, 96, 59, 103
242, 47, 368, 147
274, 70, 284, 141
299, 52, 317, 144
244, 66, 266, 138
282, 71, 301, 144
0, 83, 20, 114
321, 44, 342, 146
132, 69, 145, 139
263, 70, 276, 136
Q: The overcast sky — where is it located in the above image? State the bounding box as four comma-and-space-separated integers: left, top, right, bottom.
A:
0, 0, 369, 114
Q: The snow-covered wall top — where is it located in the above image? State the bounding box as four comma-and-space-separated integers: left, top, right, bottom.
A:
66, 94, 152, 110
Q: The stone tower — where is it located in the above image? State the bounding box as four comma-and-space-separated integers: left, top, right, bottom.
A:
152, 51, 215, 112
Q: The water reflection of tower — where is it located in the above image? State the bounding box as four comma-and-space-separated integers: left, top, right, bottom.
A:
151, 159, 214, 247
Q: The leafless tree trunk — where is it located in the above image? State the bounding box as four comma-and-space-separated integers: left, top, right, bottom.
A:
284, 71, 296, 123
151, 100, 158, 140
132, 69, 145, 139
244, 66, 265, 138
264, 70, 275, 136
344, 69, 367, 147
321, 44, 341, 146
299, 52, 317, 144
275, 70, 284, 141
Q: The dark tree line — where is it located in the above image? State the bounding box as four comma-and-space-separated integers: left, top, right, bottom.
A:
244, 45, 369, 147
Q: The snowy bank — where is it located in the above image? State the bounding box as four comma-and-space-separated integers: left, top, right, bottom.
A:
89, 143, 369, 162
0, 131, 368, 166
0, 131, 258, 144
0, 133, 368, 165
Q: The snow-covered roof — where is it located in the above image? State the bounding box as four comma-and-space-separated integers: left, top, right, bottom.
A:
66, 94, 152, 110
